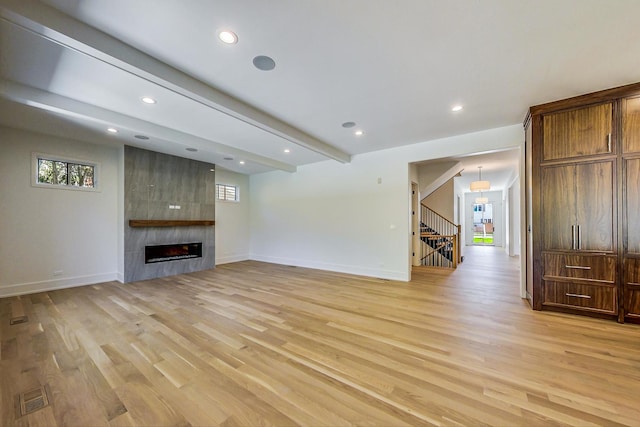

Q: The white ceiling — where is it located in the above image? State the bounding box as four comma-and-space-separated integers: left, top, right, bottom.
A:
2, 0, 640, 175
453, 149, 520, 193
413, 148, 521, 194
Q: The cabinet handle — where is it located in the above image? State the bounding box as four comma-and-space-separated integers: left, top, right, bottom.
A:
565, 265, 591, 270
566, 293, 591, 299
607, 133, 612, 152
571, 225, 576, 250
577, 225, 581, 250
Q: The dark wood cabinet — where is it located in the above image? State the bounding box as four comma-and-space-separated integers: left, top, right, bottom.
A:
543, 281, 616, 314
625, 158, 640, 253
540, 165, 575, 251
624, 258, 640, 319
575, 161, 615, 252
541, 161, 614, 252
623, 96, 640, 153
526, 82, 640, 322
622, 98, 640, 322
543, 253, 616, 282
542, 103, 613, 161
542, 253, 617, 313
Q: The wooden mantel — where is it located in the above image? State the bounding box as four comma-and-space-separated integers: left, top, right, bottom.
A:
128, 220, 215, 228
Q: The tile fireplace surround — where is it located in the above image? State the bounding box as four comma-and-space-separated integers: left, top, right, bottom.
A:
124, 146, 215, 282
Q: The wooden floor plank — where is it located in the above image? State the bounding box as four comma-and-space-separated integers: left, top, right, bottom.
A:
2, 246, 640, 426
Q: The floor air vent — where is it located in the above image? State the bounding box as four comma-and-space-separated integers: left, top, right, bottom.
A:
9, 315, 28, 325
15, 385, 51, 418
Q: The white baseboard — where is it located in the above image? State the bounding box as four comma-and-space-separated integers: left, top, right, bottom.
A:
249, 254, 409, 282
216, 254, 250, 265
0, 272, 120, 298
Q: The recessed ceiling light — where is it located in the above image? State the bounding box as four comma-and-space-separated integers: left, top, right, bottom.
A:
354, 130, 364, 136
253, 55, 276, 71
141, 96, 156, 104
218, 30, 238, 44
134, 135, 149, 140
186, 148, 197, 152
107, 127, 118, 133
342, 121, 356, 128
210, 168, 215, 172
452, 105, 463, 112
239, 161, 245, 165
284, 149, 290, 153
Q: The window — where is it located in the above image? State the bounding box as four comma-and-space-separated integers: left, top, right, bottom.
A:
216, 184, 239, 201
32, 153, 98, 190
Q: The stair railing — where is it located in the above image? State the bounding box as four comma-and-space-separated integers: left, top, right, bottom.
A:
420, 204, 461, 268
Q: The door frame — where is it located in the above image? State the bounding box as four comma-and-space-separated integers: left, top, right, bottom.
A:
411, 182, 420, 268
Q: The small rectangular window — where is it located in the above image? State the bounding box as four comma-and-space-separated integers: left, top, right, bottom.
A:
33, 153, 98, 191
216, 184, 239, 201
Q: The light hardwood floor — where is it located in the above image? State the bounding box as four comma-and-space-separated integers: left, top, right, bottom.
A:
2, 246, 640, 426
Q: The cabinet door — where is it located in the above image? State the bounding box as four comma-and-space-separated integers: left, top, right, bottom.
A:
624, 258, 640, 318
541, 165, 576, 250
625, 158, 640, 254
575, 161, 615, 252
542, 103, 613, 161
623, 96, 640, 154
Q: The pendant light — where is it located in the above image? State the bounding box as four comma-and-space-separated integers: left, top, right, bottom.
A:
470, 166, 490, 192
475, 194, 489, 204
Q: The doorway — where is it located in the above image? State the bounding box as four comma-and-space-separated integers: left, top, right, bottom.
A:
472, 202, 495, 245
465, 191, 502, 247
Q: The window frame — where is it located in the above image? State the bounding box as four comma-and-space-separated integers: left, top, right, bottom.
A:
216, 183, 239, 202
31, 152, 100, 192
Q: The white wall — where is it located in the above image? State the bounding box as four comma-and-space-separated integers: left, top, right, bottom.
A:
0, 123, 522, 295
507, 176, 521, 256
250, 154, 408, 280
423, 179, 454, 222
0, 127, 120, 297
250, 124, 522, 281
215, 168, 250, 264
417, 160, 461, 199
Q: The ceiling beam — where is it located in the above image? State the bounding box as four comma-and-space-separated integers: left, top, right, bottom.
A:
0, 0, 351, 163
0, 79, 297, 173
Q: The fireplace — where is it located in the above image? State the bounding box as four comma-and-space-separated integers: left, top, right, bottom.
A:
145, 242, 203, 264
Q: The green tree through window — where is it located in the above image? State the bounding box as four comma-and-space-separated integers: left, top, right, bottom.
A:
37, 157, 95, 188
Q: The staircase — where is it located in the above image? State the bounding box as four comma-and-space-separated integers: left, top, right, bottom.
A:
419, 204, 461, 268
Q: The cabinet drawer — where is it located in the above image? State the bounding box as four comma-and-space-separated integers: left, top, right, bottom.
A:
543, 253, 616, 282
543, 281, 616, 313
